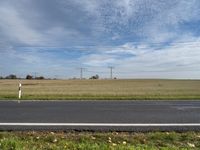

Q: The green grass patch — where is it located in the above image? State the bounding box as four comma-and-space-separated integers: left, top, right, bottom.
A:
0, 131, 199, 150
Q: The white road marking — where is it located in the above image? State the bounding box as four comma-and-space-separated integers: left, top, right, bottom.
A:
0, 123, 200, 126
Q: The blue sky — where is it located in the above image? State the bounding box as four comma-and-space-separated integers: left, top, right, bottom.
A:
0, 0, 200, 79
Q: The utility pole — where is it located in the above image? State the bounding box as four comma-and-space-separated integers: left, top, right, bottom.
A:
32, 72, 38, 79
80, 68, 86, 79
108, 66, 114, 79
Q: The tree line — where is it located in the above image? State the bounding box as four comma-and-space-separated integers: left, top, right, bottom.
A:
0, 74, 102, 80
0, 74, 45, 80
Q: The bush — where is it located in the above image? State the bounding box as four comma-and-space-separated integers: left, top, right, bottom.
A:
5, 74, 17, 79
89, 74, 99, 79
35, 76, 45, 80
26, 75, 33, 80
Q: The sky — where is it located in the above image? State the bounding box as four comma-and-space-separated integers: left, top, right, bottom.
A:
0, 0, 200, 79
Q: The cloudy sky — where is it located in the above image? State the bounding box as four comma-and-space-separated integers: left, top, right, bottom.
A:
0, 0, 200, 79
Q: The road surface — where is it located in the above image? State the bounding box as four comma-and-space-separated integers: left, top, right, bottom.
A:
0, 100, 200, 131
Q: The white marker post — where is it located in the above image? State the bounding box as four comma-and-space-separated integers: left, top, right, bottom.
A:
18, 83, 22, 100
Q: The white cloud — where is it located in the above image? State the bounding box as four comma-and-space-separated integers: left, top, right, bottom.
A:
82, 54, 117, 67
81, 36, 200, 78
141, 0, 200, 42
0, 5, 44, 46
0, 0, 199, 47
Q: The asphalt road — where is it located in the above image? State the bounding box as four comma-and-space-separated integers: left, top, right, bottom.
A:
0, 100, 200, 131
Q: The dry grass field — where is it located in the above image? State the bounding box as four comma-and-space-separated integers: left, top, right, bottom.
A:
0, 79, 200, 100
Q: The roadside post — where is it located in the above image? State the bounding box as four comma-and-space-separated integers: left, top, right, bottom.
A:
18, 83, 22, 102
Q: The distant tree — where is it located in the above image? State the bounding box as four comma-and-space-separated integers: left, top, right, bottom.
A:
89, 74, 99, 79
5, 74, 17, 79
0, 76, 3, 79
35, 76, 45, 80
26, 75, 33, 80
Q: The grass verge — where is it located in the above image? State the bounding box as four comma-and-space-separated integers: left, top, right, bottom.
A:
0, 131, 199, 150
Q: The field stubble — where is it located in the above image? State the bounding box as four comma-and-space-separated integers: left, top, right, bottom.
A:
0, 79, 200, 100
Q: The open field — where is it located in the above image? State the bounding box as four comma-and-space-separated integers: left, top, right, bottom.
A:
0, 79, 200, 100
0, 131, 199, 150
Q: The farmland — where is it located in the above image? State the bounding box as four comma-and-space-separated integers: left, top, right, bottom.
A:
0, 79, 200, 100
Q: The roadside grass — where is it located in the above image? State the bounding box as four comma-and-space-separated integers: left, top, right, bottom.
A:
0, 79, 200, 100
0, 131, 199, 150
